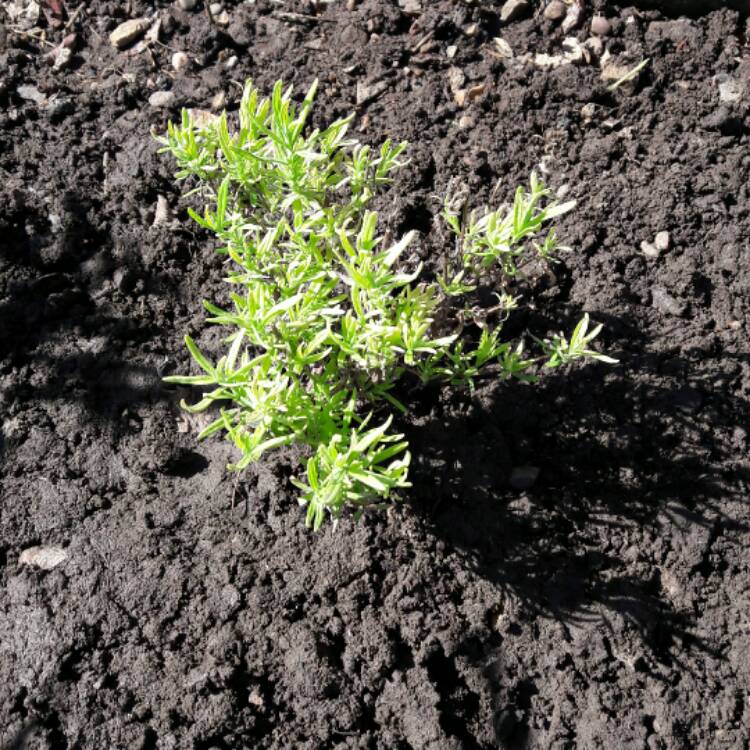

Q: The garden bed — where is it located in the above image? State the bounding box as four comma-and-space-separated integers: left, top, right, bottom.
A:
1, 1, 749, 747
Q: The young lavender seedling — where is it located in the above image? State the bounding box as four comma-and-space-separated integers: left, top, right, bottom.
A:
157, 80, 615, 529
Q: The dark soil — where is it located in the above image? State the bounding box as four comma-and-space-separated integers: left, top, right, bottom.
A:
2, 1, 750, 748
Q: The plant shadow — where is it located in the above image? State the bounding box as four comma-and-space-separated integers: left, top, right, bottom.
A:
402, 310, 749, 743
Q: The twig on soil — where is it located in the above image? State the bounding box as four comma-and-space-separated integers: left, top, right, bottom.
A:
8, 26, 56, 48
607, 58, 649, 91
64, 3, 85, 31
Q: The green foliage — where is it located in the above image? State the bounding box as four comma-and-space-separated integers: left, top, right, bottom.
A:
157, 79, 615, 529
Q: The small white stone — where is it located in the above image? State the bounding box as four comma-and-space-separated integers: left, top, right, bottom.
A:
20, 545, 68, 570
172, 51, 189, 72
149, 90, 175, 108
446, 45, 457, 59
209, 2, 223, 14
225, 55, 238, 69
210, 90, 226, 110
715, 74, 743, 104
177, 0, 198, 8
398, 0, 421, 13
654, 231, 671, 251
214, 10, 230, 25
52, 46, 73, 71
458, 114, 475, 129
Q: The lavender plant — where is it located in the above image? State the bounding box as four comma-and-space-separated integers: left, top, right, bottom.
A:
158, 80, 614, 530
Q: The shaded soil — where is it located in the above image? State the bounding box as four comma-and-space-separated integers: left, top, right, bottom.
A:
2, 1, 750, 748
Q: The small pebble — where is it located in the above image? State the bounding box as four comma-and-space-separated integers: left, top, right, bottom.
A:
214, 10, 230, 25
446, 44, 457, 59
153, 195, 171, 226
171, 51, 189, 72
500, 0, 529, 24
654, 231, 670, 251
16, 84, 46, 104
398, 0, 421, 13
145, 18, 161, 43
177, 0, 197, 8
580, 102, 597, 122
458, 114, 475, 129
110, 18, 149, 49
651, 286, 686, 317
211, 90, 226, 110
225, 55, 238, 69
20, 546, 68, 570
543, 0, 566, 21
561, 2, 583, 34
590, 15, 610, 36
149, 90, 175, 108
209, 2, 223, 13
52, 46, 73, 70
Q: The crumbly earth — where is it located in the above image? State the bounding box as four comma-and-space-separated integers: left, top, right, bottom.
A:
1, 1, 750, 748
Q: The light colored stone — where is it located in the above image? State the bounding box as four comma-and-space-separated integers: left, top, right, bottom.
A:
448, 67, 466, 94
398, 0, 421, 13
110, 18, 149, 49
225, 55, 238, 68
715, 74, 743, 104
580, 102, 597, 121
500, 0, 530, 24
466, 83, 486, 103
458, 114, 475, 129
493, 37, 513, 58
562, 37, 584, 64
534, 53, 565, 69
20, 545, 68, 570
177, 0, 198, 9
52, 46, 73, 71
154, 195, 171, 226
655, 231, 671, 251
145, 18, 161, 43
211, 90, 226, 110
641, 240, 659, 258
6, 0, 40, 30
561, 2, 583, 34
356, 79, 388, 106
16, 84, 46, 104
214, 10, 230, 25
446, 45, 457, 59
543, 0, 566, 21
590, 15, 611, 36
209, 2, 223, 13
149, 90, 175, 108
172, 51, 189, 72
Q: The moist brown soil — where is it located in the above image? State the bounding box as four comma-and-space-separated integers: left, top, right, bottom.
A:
2, 1, 750, 748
